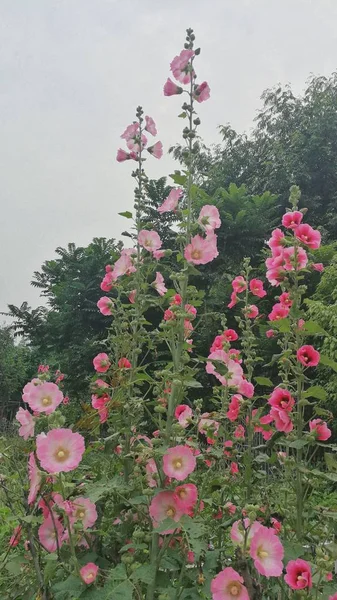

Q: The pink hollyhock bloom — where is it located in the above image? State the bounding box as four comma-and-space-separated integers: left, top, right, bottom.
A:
153, 272, 167, 296
145, 115, 157, 136
297, 345, 320, 367
330, 595, 337, 600
93, 353, 110, 373
309, 419, 331, 441
246, 305, 259, 319
163, 77, 183, 96
146, 459, 158, 488
298, 319, 305, 329
206, 349, 244, 388
170, 296, 182, 309
226, 394, 242, 421
249, 278, 267, 298
232, 276, 247, 293
228, 291, 238, 308
230, 462, 239, 475
147, 141, 163, 159
231, 519, 261, 546
279, 292, 292, 307
198, 205, 221, 232
101, 272, 114, 292
149, 491, 184, 533
38, 515, 63, 552
234, 425, 245, 439
210, 334, 226, 353
185, 304, 197, 318
16, 407, 35, 440
80, 563, 99, 585
268, 303, 290, 321
9, 525, 22, 547
267, 228, 285, 252
224, 502, 237, 515
187, 551, 195, 564
116, 148, 133, 162
312, 262, 324, 272
153, 249, 165, 259
164, 309, 175, 321
326, 573, 333, 582
175, 404, 193, 428
163, 445, 196, 481
121, 122, 139, 140
295, 223, 321, 249
285, 559, 312, 590
250, 525, 284, 576
211, 567, 249, 600
282, 210, 303, 229
28, 452, 41, 505
184, 319, 193, 339
97, 296, 113, 316
224, 329, 238, 342
198, 414, 220, 439
184, 234, 217, 265
36, 428, 85, 473
94, 378, 109, 389
129, 289, 136, 304
271, 517, 282, 534
158, 188, 183, 213
72, 497, 97, 529
174, 483, 198, 512
205, 232, 219, 260
118, 357, 131, 369
266, 329, 275, 338
270, 408, 293, 433
112, 254, 133, 279
170, 49, 194, 84
23, 381, 63, 415
268, 388, 295, 412
283, 246, 308, 271
138, 230, 162, 252
125, 131, 147, 153
193, 81, 210, 103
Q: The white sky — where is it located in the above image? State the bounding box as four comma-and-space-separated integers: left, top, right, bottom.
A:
1, 0, 337, 316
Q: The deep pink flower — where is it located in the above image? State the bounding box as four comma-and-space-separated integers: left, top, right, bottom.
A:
297, 345, 320, 367
174, 483, 198, 513
153, 272, 167, 296
309, 419, 331, 441
149, 491, 184, 533
268, 388, 295, 412
232, 276, 247, 293
329, 594, 337, 600
250, 525, 284, 576
97, 296, 113, 316
211, 567, 249, 600
101, 272, 114, 292
138, 230, 162, 252
295, 223, 321, 249
118, 357, 131, 369
285, 559, 312, 590
158, 188, 183, 213
249, 279, 267, 298
224, 502, 237, 515
269, 303, 290, 321
175, 405, 193, 428
223, 329, 238, 342
283, 246, 308, 271
266, 329, 275, 338
234, 425, 245, 439
164, 309, 175, 321
163, 77, 183, 96
36, 428, 85, 473
185, 304, 197, 318
23, 381, 63, 415
80, 563, 99, 585
147, 141, 163, 159
267, 228, 285, 252
228, 291, 238, 308
38, 515, 63, 552
28, 452, 41, 505
312, 262, 324, 272
162, 445, 196, 481
198, 205, 221, 232
145, 115, 157, 136
193, 81, 210, 103
184, 234, 217, 265
93, 353, 110, 373
230, 462, 239, 475
72, 497, 97, 529
226, 394, 242, 422
271, 518, 282, 534
170, 49, 194, 84
16, 407, 35, 440
246, 305, 259, 319
270, 408, 293, 433
279, 292, 292, 307
282, 211, 303, 229
9, 525, 22, 547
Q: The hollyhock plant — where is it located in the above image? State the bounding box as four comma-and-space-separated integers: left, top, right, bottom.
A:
149, 491, 184, 533
198, 205, 221, 232
80, 563, 99, 585
232, 276, 247, 293
72, 497, 98, 529
38, 515, 64, 552
268, 303, 290, 321
283, 246, 308, 271
295, 223, 321, 249
97, 296, 113, 316
279, 291, 292, 307
223, 329, 238, 342
138, 230, 162, 252
153, 271, 167, 296
118, 357, 131, 369
23, 381, 63, 415
297, 345, 320, 367
193, 81, 210, 103
309, 419, 332, 441
175, 404, 193, 428
170, 49, 194, 84
36, 428, 85, 473
284, 559, 312, 590
312, 262, 324, 272
184, 234, 217, 265
249, 278, 267, 298
246, 304, 259, 319
230, 519, 261, 546
174, 483, 198, 512
93, 353, 111, 373
147, 140, 163, 159
226, 394, 242, 421
211, 567, 249, 600
270, 408, 293, 433
228, 291, 238, 308
116, 148, 135, 162
16, 407, 35, 440
158, 188, 182, 213
162, 445, 196, 481
250, 525, 284, 576
28, 452, 41, 505
282, 210, 303, 229
163, 77, 183, 96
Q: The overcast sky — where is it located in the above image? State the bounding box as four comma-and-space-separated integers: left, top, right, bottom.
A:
1, 0, 337, 318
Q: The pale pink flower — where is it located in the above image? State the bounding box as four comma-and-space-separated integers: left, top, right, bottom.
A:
312, 262, 324, 272
270, 408, 293, 433
193, 81, 210, 103
234, 425, 245, 439
28, 452, 41, 505
36, 428, 85, 473
198, 205, 221, 232
249, 279, 267, 298
80, 562, 99, 585
145, 115, 157, 136
224, 502, 237, 515
250, 525, 284, 576
23, 381, 63, 415
283, 246, 308, 271
116, 148, 133, 162
297, 345, 320, 367
309, 419, 331, 441
184, 234, 216, 265
129, 289, 136, 304
206, 350, 244, 388
238, 379, 255, 398
174, 483, 198, 512
158, 188, 183, 213
232, 276, 247, 293
72, 497, 97, 529
38, 515, 63, 552
282, 211, 303, 229
153, 249, 165, 259
149, 491, 184, 533
198, 414, 220, 441
170, 49, 194, 84
175, 404, 193, 428
16, 407, 35, 440
268, 388, 294, 412
9, 525, 22, 547
93, 353, 111, 373
112, 254, 133, 279
329, 594, 337, 599
138, 230, 162, 252
121, 122, 139, 140
126, 132, 147, 153
205, 232, 219, 260
153, 272, 167, 296
211, 567, 250, 600
231, 519, 261, 546
266, 329, 275, 338
163, 445, 196, 481
285, 559, 312, 590
163, 77, 183, 96
97, 296, 113, 316
146, 458, 158, 488
147, 141, 163, 159
246, 305, 259, 319
295, 223, 321, 249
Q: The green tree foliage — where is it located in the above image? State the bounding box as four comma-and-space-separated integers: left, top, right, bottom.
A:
0, 327, 33, 419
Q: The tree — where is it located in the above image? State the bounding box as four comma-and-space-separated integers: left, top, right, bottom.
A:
0, 327, 34, 419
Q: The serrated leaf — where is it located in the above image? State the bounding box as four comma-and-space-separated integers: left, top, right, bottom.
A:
254, 377, 274, 387
131, 564, 157, 584
303, 385, 327, 401
325, 453, 337, 473
118, 211, 133, 219
169, 171, 187, 185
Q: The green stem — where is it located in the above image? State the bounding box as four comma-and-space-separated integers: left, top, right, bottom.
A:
59, 474, 79, 574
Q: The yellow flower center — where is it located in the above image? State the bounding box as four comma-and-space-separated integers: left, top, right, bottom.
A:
173, 459, 182, 469
42, 397, 52, 406
55, 447, 69, 462
78, 510, 85, 519
87, 573, 94, 580
166, 507, 176, 518
257, 547, 269, 559
178, 489, 187, 499
191, 249, 202, 259
228, 582, 241, 596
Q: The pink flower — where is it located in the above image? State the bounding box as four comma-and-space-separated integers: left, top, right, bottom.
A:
246, 305, 259, 319
72, 497, 97, 529
249, 279, 267, 298
234, 425, 245, 439
116, 148, 134, 162
9, 525, 22, 547
153, 249, 165, 260
193, 81, 210, 103
145, 115, 157, 136
16, 407, 35, 440
283, 246, 308, 271
228, 292, 238, 308
230, 462, 239, 475
312, 262, 324, 272
129, 289, 136, 304
163, 445, 196, 481
170, 49, 194, 84
295, 223, 321, 249
184, 234, 217, 265
97, 296, 113, 316
118, 357, 131, 369
138, 230, 162, 252
266, 329, 275, 338
121, 122, 139, 140
211, 567, 249, 600
185, 304, 197, 318
175, 405, 193, 428
80, 563, 99, 585
224, 502, 236, 515
206, 350, 244, 388
163, 77, 183, 96
164, 309, 175, 321
158, 188, 183, 213
28, 453, 41, 505
101, 272, 114, 292
223, 329, 238, 342
285, 559, 312, 590
270, 408, 293, 433
268, 388, 295, 412
309, 419, 331, 441
205, 232, 219, 260
329, 595, 337, 600
174, 483, 198, 513
282, 211, 303, 229
112, 253, 133, 279
231, 519, 261, 546
38, 515, 64, 552
198, 205, 221, 232
153, 272, 167, 296
271, 518, 282, 534
267, 228, 285, 251
232, 276, 247, 293
279, 292, 292, 307
36, 428, 85, 473
250, 525, 284, 577
146, 458, 158, 488
226, 394, 242, 421
198, 414, 220, 439
23, 381, 63, 415
149, 491, 184, 533
297, 345, 320, 367
147, 140, 163, 159
268, 303, 289, 321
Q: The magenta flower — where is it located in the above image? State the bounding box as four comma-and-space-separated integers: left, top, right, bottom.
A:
16, 407, 35, 440
145, 115, 157, 136
295, 223, 321, 249
23, 381, 63, 415
170, 49, 194, 84
297, 345, 320, 367
184, 234, 217, 265
250, 525, 284, 576
28, 452, 41, 505
164, 309, 175, 321
163, 77, 183, 96
36, 428, 85, 473
149, 491, 184, 533
193, 81, 210, 103
226, 394, 242, 422
279, 292, 292, 307
267, 228, 285, 252
80, 563, 99, 585
309, 419, 331, 441
153, 272, 167, 296
270, 408, 293, 433
72, 497, 97, 529
312, 262, 324, 272
246, 304, 259, 319
198, 205, 221, 232
211, 567, 249, 600
118, 357, 131, 369
93, 352, 111, 373
228, 291, 238, 308
38, 515, 64, 552
266, 329, 275, 338
284, 559, 312, 590
147, 141, 163, 159
238, 379, 255, 398
232, 276, 247, 293
249, 278, 267, 298
163, 445, 196, 481
97, 296, 113, 316
174, 483, 198, 513
175, 404, 193, 428
138, 230, 162, 252
329, 595, 337, 600
282, 210, 303, 229
268, 388, 294, 412
158, 188, 183, 213
268, 303, 290, 321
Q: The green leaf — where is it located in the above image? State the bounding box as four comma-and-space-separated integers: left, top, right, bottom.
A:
104, 579, 134, 600
118, 211, 133, 219
178, 112, 187, 118
303, 320, 328, 335
303, 385, 327, 401
131, 564, 157, 585
169, 171, 187, 185
319, 354, 337, 372
287, 439, 309, 449
269, 318, 291, 332
52, 574, 84, 599
283, 540, 305, 562
254, 376, 274, 387
325, 453, 337, 473
184, 379, 203, 388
